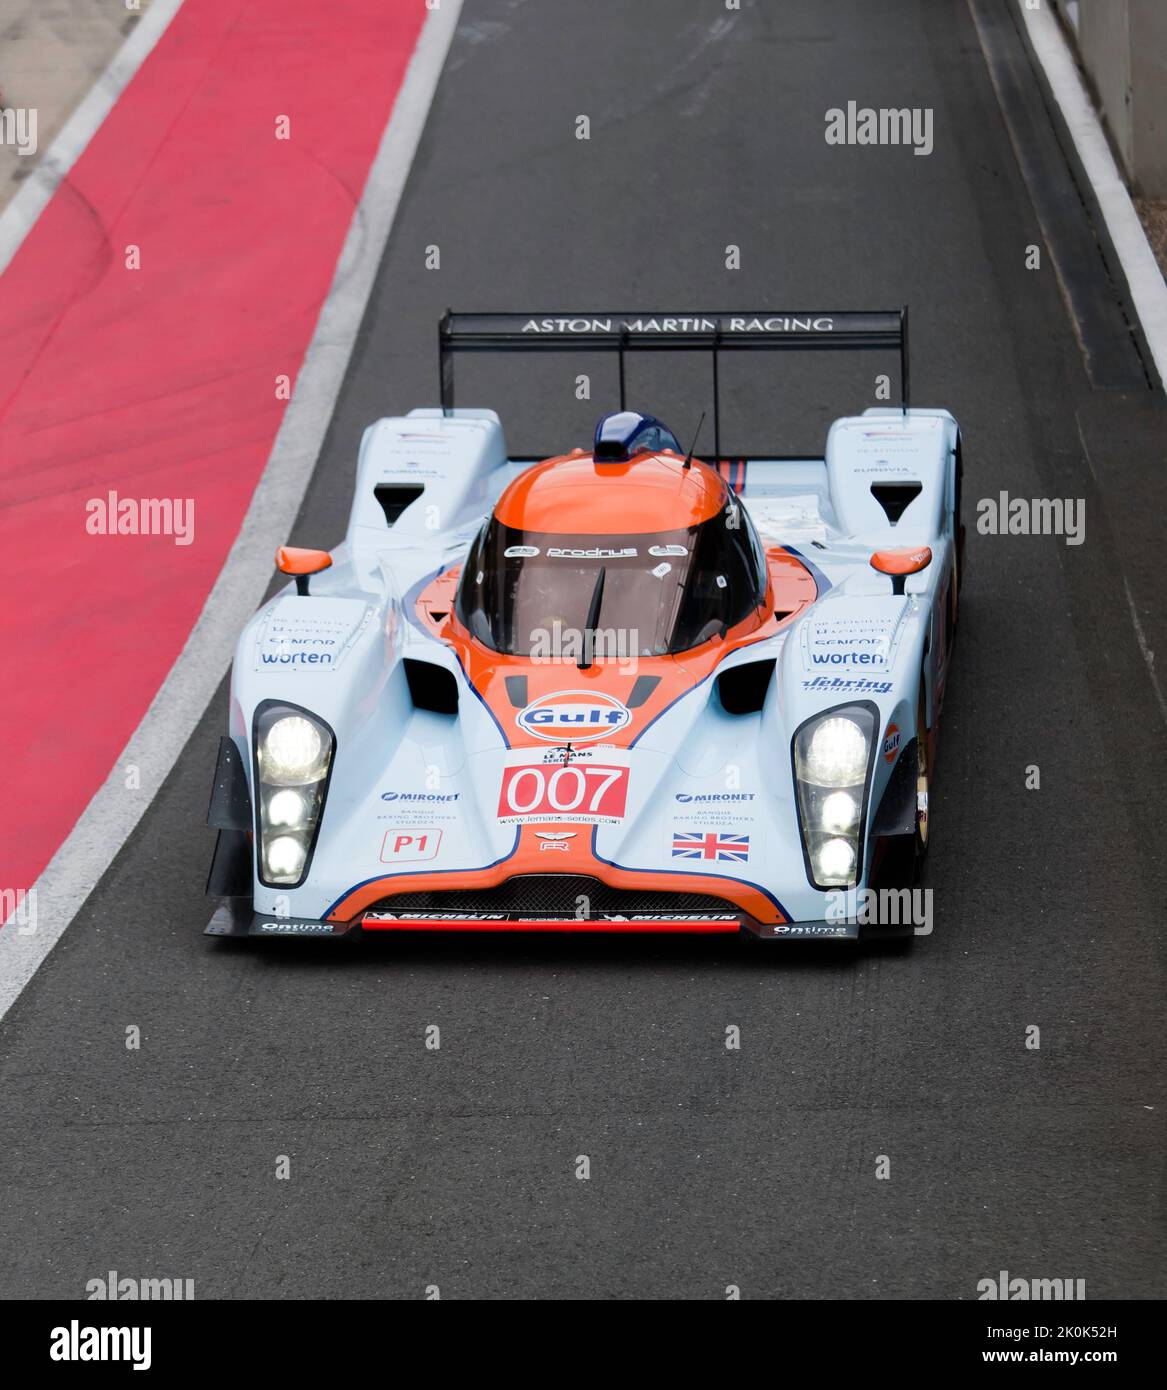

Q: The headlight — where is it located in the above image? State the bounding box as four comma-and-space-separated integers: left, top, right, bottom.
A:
267, 788, 308, 828
260, 715, 328, 785
814, 837, 856, 882
253, 702, 335, 887
802, 716, 868, 787
265, 834, 307, 879
792, 703, 877, 889
820, 790, 860, 834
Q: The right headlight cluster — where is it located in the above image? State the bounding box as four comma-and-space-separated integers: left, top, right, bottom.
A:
792, 703, 878, 889
253, 702, 335, 887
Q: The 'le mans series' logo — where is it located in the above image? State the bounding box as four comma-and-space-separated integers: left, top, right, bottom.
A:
515, 690, 631, 743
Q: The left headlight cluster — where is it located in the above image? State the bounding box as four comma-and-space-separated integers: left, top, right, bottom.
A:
792, 704, 877, 889
254, 702, 335, 887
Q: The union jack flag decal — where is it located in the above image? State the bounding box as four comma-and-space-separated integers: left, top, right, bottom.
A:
671, 831, 750, 862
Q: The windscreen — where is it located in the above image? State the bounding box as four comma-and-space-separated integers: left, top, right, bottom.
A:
455, 506, 766, 658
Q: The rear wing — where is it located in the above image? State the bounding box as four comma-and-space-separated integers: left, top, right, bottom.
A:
438, 308, 909, 459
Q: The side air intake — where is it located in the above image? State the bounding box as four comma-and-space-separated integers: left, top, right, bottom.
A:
376, 483, 425, 525
404, 659, 459, 714
716, 659, 775, 715
870, 480, 922, 525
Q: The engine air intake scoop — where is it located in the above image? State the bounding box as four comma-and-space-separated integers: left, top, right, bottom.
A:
592, 411, 680, 463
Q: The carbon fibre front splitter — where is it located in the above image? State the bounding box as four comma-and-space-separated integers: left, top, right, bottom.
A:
749, 920, 861, 940
205, 902, 861, 940
205, 903, 354, 939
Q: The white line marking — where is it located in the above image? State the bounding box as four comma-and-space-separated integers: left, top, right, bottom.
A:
1018, 0, 1167, 393
1119, 573, 1167, 727
0, 1, 464, 1018
0, 0, 188, 278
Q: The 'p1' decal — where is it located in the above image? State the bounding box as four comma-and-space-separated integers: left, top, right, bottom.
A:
379, 828, 443, 862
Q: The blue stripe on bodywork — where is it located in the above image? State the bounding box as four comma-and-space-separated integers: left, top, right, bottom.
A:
782, 544, 832, 598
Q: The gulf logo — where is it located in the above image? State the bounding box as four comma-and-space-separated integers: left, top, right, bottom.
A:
882, 723, 901, 764
515, 689, 632, 743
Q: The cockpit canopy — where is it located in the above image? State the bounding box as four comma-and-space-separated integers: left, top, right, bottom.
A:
455, 502, 767, 658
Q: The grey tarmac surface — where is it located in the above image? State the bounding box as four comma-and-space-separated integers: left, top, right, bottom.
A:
1, 0, 1165, 1300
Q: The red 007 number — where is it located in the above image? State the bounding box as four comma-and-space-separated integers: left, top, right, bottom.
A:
497, 763, 629, 819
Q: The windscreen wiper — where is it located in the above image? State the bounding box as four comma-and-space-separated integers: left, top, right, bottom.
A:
577, 565, 606, 670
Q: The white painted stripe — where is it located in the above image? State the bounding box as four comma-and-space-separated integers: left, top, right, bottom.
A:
0, 0, 464, 1016
0, 0, 188, 278
1018, 0, 1167, 393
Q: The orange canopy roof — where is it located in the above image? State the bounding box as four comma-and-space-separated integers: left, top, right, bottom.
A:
494, 451, 728, 536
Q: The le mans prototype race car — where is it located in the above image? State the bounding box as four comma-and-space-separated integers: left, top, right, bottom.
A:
206, 310, 963, 942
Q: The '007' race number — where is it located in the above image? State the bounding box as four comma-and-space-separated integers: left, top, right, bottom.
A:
497, 762, 629, 824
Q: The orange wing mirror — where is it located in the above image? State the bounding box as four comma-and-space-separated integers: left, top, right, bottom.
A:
276, 545, 332, 596
870, 545, 931, 596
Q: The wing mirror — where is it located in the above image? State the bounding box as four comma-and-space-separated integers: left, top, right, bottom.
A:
276, 546, 332, 596
870, 545, 931, 596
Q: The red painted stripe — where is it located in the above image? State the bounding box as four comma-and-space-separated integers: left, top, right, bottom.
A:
0, 0, 426, 890
361, 918, 742, 934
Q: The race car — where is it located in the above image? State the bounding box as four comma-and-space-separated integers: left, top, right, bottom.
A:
205, 309, 963, 941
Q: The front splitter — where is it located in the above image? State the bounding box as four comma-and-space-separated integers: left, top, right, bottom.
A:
205, 902, 861, 940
